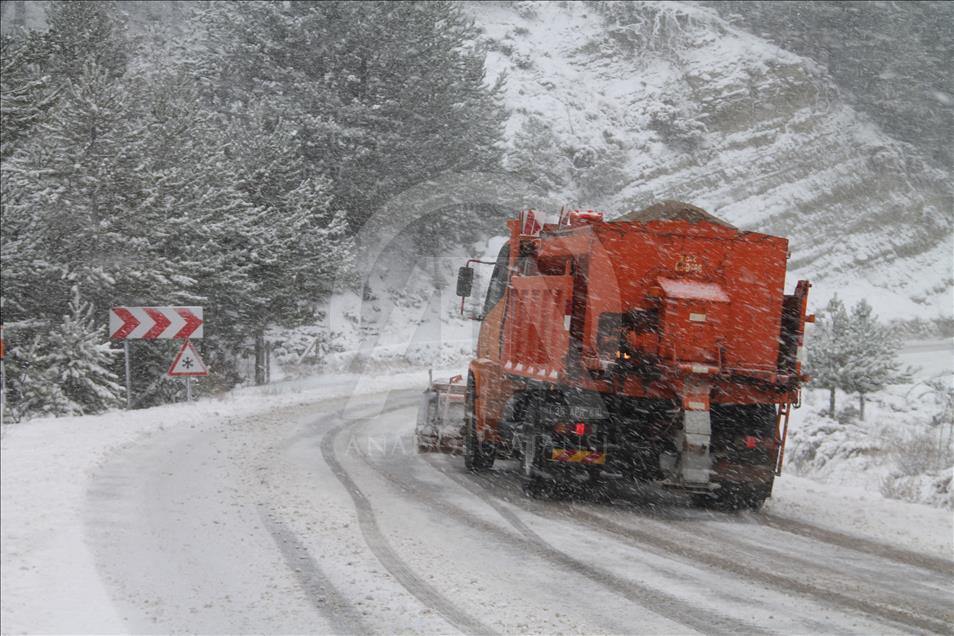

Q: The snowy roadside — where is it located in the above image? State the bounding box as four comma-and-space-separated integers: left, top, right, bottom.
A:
767, 475, 952, 560
784, 339, 953, 514
0, 368, 452, 634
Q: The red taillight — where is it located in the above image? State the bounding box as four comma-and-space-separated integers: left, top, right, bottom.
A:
745, 435, 758, 449
575, 422, 586, 436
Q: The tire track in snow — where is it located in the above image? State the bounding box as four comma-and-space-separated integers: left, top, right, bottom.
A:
352, 422, 766, 636
259, 511, 368, 635
320, 418, 499, 636
665, 515, 952, 609
441, 461, 952, 635
564, 506, 953, 634
757, 513, 954, 577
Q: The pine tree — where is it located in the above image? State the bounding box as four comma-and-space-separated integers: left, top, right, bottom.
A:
506, 115, 572, 196
44, 286, 123, 414
196, 0, 507, 230
3, 61, 186, 320
121, 69, 266, 399
807, 295, 853, 417
1, 57, 205, 412
807, 296, 912, 421
844, 299, 911, 420
44, 0, 129, 83
5, 287, 121, 417
0, 30, 59, 159
6, 337, 75, 420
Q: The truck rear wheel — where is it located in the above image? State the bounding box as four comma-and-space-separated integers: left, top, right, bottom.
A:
463, 375, 494, 471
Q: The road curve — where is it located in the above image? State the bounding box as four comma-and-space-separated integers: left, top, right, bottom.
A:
81, 388, 954, 634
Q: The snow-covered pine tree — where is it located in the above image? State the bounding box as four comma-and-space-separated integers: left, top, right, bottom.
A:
844, 299, 911, 420
238, 146, 357, 382
316, 0, 507, 229
279, 176, 357, 302
197, 0, 507, 231
1, 46, 202, 412
44, 0, 129, 83
806, 295, 853, 417
43, 285, 123, 414
2, 0, 140, 318
3, 60, 186, 320
216, 102, 306, 384
5, 337, 74, 420
0, 30, 58, 160
5, 286, 121, 418
117, 68, 258, 403
1, 0, 127, 160
506, 115, 572, 197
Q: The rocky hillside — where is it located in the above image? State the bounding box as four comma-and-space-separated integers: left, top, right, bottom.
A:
470, 1, 952, 319
703, 0, 954, 173
4, 0, 950, 319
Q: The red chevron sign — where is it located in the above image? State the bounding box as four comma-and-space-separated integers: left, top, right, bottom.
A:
109, 307, 203, 340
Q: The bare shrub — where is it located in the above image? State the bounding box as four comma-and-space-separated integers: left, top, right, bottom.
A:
883, 427, 954, 476
879, 477, 920, 502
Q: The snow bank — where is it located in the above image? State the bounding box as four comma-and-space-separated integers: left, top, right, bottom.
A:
768, 474, 953, 560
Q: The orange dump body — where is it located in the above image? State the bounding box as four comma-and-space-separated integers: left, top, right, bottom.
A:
500, 217, 807, 405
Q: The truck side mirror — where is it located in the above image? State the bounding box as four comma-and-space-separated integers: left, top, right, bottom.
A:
456, 266, 474, 297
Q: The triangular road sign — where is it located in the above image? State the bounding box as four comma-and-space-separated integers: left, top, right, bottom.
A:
168, 340, 208, 377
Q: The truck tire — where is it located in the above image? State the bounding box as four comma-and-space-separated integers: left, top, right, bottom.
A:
464, 375, 494, 471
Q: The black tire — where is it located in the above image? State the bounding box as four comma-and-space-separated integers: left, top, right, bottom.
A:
464, 375, 494, 471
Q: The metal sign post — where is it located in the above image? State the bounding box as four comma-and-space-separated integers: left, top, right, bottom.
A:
124, 340, 132, 409
1, 324, 6, 420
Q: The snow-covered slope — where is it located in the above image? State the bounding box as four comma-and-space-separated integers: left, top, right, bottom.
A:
469, 1, 953, 319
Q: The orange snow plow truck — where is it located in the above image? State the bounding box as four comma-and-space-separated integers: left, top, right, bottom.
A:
451, 201, 812, 509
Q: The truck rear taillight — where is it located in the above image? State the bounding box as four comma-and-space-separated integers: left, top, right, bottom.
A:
554, 422, 591, 436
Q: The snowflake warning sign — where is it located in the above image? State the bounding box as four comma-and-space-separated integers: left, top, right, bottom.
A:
167, 340, 208, 377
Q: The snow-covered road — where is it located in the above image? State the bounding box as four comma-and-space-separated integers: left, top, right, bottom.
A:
16, 387, 942, 634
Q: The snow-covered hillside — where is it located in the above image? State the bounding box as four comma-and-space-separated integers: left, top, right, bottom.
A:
469, 0, 953, 319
